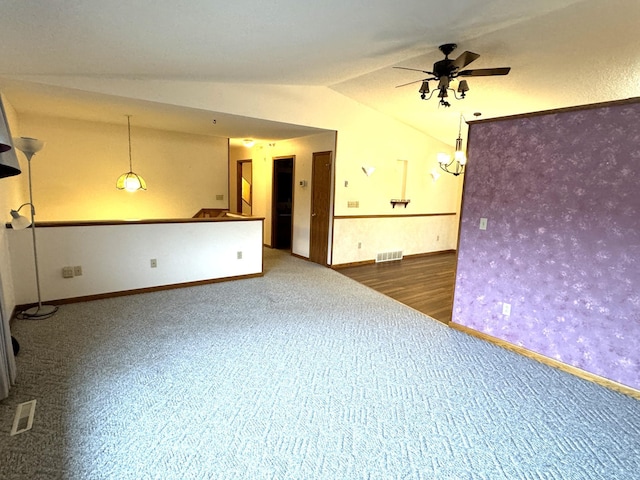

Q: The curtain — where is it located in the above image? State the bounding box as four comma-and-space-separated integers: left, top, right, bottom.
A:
0, 296, 16, 400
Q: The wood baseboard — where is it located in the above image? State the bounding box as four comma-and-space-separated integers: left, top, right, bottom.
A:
450, 322, 640, 401
332, 259, 375, 269
13, 272, 264, 312
332, 249, 456, 269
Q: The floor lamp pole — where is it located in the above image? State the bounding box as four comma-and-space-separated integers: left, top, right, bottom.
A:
14, 139, 57, 320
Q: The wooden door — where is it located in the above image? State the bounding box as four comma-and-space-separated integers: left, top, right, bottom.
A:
309, 151, 333, 265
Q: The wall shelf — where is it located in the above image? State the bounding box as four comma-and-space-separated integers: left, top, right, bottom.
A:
390, 199, 410, 208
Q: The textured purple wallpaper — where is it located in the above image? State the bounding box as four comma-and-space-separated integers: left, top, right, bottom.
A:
452, 101, 640, 390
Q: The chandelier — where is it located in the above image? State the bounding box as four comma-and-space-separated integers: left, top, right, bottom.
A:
437, 114, 467, 176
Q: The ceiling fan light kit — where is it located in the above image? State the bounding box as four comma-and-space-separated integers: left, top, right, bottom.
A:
395, 43, 511, 107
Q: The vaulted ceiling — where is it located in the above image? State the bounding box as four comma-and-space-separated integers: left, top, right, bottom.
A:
1, 0, 638, 144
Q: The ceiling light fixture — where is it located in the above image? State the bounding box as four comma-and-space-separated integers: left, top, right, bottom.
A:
423, 78, 469, 108
438, 114, 467, 176
243, 139, 255, 148
361, 165, 375, 176
395, 43, 510, 108
116, 115, 146, 192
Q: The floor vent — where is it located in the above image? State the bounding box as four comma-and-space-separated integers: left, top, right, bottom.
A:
376, 250, 403, 263
11, 400, 36, 436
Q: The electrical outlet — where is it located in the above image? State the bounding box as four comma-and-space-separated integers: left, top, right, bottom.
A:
347, 201, 359, 208
216, 194, 224, 200
62, 267, 74, 278
502, 302, 511, 316
73, 266, 83, 276
237, 251, 243, 260
479, 218, 488, 230
150, 259, 157, 268
358, 242, 362, 249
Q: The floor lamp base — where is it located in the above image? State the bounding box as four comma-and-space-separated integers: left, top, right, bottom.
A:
21, 304, 58, 319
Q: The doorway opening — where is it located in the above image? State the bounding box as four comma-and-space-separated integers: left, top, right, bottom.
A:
272, 156, 294, 250
236, 160, 252, 215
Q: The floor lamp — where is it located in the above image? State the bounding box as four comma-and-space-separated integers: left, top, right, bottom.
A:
10, 137, 58, 320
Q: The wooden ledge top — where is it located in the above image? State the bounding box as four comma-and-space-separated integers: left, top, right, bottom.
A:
6, 216, 264, 229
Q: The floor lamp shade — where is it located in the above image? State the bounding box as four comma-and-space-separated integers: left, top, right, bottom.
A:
0, 97, 21, 178
13, 137, 44, 156
10, 209, 32, 230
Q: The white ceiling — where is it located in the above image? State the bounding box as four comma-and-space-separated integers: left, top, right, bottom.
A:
0, 0, 638, 145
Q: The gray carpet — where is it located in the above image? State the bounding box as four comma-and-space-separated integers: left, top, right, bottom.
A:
1, 249, 639, 479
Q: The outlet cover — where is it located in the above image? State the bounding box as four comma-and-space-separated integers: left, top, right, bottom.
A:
237, 251, 243, 260
62, 267, 74, 278
150, 259, 157, 268
479, 218, 488, 230
73, 266, 83, 276
502, 303, 511, 316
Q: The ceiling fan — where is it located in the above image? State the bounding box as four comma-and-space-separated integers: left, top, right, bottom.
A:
394, 43, 511, 107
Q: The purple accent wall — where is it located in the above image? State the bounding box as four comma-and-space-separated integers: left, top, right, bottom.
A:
452, 100, 640, 390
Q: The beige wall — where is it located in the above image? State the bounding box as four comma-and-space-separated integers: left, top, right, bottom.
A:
5, 77, 463, 264
14, 114, 229, 221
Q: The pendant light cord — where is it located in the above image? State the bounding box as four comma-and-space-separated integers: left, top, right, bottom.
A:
127, 115, 133, 171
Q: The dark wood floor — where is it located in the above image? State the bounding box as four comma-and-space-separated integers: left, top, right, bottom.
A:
336, 251, 457, 324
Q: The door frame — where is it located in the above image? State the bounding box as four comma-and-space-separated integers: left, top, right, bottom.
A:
236, 159, 252, 214
271, 156, 295, 248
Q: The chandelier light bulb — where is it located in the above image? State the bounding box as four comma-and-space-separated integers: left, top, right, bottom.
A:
437, 153, 450, 164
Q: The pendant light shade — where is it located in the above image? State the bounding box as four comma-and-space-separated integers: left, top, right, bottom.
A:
116, 171, 147, 192
0, 97, 21, 178
0, 128, 11, 153
116, 115, 146, 192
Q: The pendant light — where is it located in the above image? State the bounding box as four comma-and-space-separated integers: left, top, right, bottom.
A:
116, 115, 146, 192
437, 113, 467, 176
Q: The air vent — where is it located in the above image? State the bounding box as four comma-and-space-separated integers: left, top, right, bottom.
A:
375, 250, 403, 263
11, 400, 36, 436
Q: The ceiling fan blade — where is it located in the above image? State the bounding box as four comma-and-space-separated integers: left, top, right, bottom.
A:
393, 66, 434, 75
395, 78, 434, 88
452, 51, 480, 69
458, 67, 511, 77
